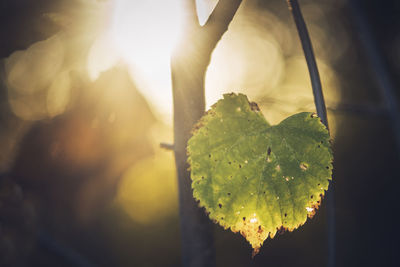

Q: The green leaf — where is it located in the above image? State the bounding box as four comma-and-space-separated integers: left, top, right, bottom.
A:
187, 93, 332, 255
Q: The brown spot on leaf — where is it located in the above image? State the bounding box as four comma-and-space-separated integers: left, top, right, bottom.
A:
249, 102, 260, 111
277, 226, 287, 235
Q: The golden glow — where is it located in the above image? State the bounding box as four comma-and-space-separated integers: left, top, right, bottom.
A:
46, 71, 71, 117
111, 0, 182, 69
108, 0, 184, 121
5, 34, 68, 120
116, 151, 178, 224
205, 7, 285, 110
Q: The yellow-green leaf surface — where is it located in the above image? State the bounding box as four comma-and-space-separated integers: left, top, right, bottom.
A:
187, 93, 332, 255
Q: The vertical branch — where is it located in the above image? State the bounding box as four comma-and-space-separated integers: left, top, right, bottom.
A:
171, 1, 242, 266
287, 1, 335, 267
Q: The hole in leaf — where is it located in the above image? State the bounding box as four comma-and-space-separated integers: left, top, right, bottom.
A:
227, 192, 231, 196
300, 162, 308, 170
284, 213, 287, 217
243, 217, 246, 221
239, 164, 242, 168
219, 203, 222, 208
267, 147, 271, 155
326, 166, 329, 169
310, 195, 314, 199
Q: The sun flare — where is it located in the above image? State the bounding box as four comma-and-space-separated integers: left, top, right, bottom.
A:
111, 0, 183, 72
106, 0, 184, 121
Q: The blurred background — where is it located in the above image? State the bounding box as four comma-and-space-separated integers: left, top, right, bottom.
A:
0, 0, 399, 266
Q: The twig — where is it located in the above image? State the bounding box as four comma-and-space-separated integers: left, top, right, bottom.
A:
160, 142, 175, 151
287, 1, 335, 267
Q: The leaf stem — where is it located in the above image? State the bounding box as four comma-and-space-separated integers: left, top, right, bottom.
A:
287, 0, 329, 129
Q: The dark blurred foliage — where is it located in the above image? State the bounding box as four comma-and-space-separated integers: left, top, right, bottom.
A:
0, 174, 36, 267
0, 0, 400, 267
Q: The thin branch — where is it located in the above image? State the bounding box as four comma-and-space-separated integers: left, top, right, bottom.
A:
160, 142, 175, 151
287, 1, 335, 267
257, 96, 389, 118
328, 103, 388, 118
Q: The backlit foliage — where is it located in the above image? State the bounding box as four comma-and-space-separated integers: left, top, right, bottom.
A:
188, 93, 333, 254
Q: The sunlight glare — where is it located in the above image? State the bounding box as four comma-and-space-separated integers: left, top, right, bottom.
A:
111, 0, 183, 122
